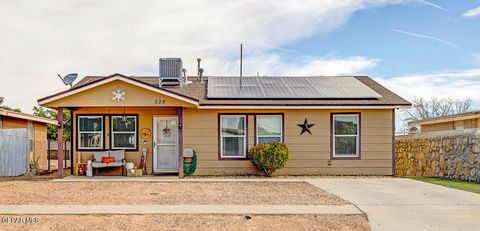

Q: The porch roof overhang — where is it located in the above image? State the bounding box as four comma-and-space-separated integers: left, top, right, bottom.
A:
37, 73, 200, 109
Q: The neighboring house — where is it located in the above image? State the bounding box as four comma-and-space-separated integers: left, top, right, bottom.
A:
408, 110, 480, 133
37, 59, 410, 177
0, 108, 57, 169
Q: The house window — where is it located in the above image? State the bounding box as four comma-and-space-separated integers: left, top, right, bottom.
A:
78, 116, 103, 149
220, 115, 246, 158
27, 122, 34, 155
111, 115, 137, 150
256, 115, 283, 144
333, 114, 360, 158
0, 116, 3, 129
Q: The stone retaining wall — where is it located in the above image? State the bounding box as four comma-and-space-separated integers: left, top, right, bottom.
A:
395, 131, 480, 182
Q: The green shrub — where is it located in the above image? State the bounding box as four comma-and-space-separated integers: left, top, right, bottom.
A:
248, 142, 289, 177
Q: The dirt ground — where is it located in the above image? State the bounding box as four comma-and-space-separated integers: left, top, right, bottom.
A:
0, 214, 370, 231
0, 181, 347, 205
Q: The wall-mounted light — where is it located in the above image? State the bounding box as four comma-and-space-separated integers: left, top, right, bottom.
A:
143, 140, 147, 145
178, 123, 183, 129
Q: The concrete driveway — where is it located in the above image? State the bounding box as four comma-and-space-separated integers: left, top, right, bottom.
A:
305, 178, 480, 231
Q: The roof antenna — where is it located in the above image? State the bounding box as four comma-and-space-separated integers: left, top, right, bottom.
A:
240, 43, 243, 87
58, 73, 78, 88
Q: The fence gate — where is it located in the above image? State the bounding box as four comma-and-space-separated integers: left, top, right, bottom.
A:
0, 129, 27, 176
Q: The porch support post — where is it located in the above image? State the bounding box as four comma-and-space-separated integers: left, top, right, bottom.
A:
57, 107, 64, 178
177, 107, 184, 178
69, 109, 74, 175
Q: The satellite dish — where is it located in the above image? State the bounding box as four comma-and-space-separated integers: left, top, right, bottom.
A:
58, 73, 78, 88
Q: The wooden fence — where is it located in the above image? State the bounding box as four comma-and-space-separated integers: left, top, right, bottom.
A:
0, 129, 26, 176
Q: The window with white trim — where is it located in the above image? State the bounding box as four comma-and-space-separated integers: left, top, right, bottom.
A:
333, 114, 359, 158
78, 116, 103, 149
256, 115, 283, 144
220, 115, 246, 158
111, 115, 137, 149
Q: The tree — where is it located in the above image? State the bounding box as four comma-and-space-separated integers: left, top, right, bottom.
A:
0, 105, 22, 112
32, 106, 71, 141
406, 97, 473, 121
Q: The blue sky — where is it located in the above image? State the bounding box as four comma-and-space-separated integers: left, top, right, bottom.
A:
0, 1, 479, 131
282, 1, 480, 77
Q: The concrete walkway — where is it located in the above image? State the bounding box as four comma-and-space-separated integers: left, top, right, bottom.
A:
0, 204, 361, 215
54, 175, 304, 182
305, 178, 480, 231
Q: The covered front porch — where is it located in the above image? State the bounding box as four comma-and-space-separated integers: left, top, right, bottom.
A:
71, 106, 185, 177
37, 74, 199, 178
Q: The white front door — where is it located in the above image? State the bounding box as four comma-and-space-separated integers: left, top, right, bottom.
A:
153, 116, 179, 172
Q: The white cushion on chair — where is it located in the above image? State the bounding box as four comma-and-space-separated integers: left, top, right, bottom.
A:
91, 162, 107, 168
109, 150, 125, 162
93, 151, 108, 162
107, 162, 123, 167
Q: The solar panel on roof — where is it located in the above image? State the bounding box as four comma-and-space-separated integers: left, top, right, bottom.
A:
262, 85, 291, 98
238, 86, 264, 98
289, 86, 319, 98
206, 76, 382, 99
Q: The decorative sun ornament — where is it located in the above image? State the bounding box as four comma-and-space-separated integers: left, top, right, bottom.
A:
112, 88, 126, 102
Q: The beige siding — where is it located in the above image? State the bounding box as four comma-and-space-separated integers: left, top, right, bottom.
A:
183, 108, 394, 176
70, 107, 392, 175
71, 107, 394, 176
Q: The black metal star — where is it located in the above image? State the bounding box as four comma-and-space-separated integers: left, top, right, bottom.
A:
297, 118, 315, 135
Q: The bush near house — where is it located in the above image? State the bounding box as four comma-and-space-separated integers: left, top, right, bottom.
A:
248, 142, 289, 177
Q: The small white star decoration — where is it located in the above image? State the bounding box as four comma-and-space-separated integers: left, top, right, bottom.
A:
112, 88, 126, 102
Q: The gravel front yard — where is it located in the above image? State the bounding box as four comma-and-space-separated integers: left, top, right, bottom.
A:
0, 181, 348, 205
0, 214, 370, 231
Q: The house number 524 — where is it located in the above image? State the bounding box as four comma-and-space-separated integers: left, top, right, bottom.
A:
154, 99, 166, 104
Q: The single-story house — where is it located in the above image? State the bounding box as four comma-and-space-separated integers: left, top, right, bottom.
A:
0, 108, 57, 170
408, 110, 480, 133
37, 59, 410, 177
